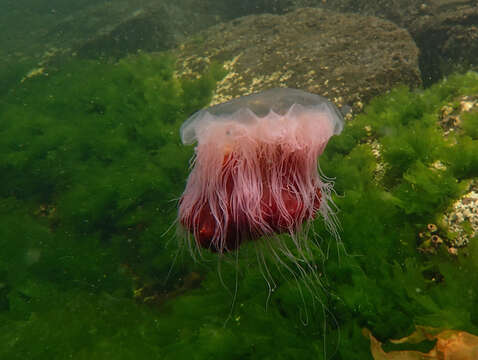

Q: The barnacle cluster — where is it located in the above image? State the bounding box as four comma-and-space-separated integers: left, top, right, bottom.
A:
443, 187, 478, 248
417, 223, 448, 255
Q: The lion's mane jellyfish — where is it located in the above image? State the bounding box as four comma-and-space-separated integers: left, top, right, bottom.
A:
178, 88, 344, 254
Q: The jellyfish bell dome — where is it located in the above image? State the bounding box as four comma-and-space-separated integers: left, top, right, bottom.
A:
180, 88, 345, 145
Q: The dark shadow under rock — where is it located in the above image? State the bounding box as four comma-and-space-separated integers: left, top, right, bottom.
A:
409, 1, 478, 85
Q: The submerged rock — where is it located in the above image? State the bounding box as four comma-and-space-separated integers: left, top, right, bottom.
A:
173, 8, 421, 112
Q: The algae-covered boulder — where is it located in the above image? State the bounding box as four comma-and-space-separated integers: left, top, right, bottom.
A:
173, 7, 422, 112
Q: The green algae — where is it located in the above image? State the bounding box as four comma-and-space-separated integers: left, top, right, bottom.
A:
1, 61, 478, 359
318, 72, 478, 355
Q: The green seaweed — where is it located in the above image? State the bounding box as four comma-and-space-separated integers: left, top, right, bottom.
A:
317, 72, 478, 353
1, 59, 478, 359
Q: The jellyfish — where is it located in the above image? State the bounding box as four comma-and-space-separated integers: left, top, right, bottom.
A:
178, 88, 344, 254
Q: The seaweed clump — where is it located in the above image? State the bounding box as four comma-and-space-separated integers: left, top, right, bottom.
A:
0, 53, 228, 359
318, 72, 478, 358
0, 60, 478, 359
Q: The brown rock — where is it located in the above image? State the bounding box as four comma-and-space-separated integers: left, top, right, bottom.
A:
173, 8, 422, 111
409, 1, 478, 84
291, 0, 478, 84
